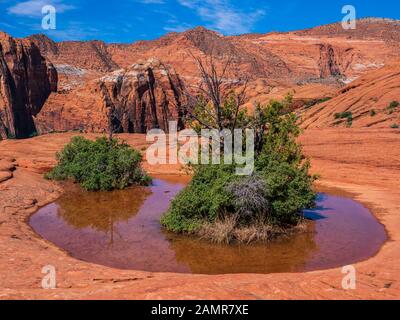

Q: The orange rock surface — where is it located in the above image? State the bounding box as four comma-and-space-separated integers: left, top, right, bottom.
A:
0, 128, 399, 300
301, 62, 400, 128
34, 59, 186, 134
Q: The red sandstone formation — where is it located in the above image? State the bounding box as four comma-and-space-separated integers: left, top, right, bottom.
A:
0, 157, 16, 183
29, 34, 118, 73
0, 32, 57, 139
1, 19, 400, 138
301, 62, 400, 128
35, 59, 185, 134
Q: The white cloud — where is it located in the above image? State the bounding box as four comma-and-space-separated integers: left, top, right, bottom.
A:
164, 22, 193, 32
8, 0, 75, 17
177, 0, 266, 35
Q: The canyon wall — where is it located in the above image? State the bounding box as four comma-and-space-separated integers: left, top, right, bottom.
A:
35, 59, 185, 134
0, 32, 57, 139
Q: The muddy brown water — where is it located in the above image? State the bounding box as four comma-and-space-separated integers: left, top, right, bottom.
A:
29, 176, 387, 274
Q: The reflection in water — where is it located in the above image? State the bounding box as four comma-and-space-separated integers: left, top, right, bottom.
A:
166, 227, 318, 274
56, 186, 151, 247
30, 177, 387, 274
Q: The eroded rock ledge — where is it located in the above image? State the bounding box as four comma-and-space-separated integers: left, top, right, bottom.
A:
35, 58, 186, 134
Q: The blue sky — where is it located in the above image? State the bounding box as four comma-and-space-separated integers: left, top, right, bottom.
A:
0, 0, 399, 43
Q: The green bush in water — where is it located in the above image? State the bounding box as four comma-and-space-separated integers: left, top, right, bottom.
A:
161, 164, 237, 233
161, 97, 317, 234
46, 136, 151, 191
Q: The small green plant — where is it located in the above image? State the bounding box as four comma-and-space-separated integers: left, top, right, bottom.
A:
6, 133, 16, 140
46, 136, 151, 191
28, 131, 38, 138
369, 109, 376, 117
334, 111, 353, 120
387, 101, 399, 114
334, 111, 353, 127
305, 97, 332, 109
4, 127, 16, 140
391, 124, 399, 129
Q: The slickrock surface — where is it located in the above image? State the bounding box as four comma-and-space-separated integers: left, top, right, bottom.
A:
0, 129, 399, 300
0, 158, 16, 183
301, 62, 400, 128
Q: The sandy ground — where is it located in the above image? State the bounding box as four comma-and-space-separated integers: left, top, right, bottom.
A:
0, 128, 399, 300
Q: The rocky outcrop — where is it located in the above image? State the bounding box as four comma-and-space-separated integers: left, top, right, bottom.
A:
301, 61, 400, 128
29, 34, 119, 72
35, 58, 185, 134
295, 18, 400, 43
0, 157, 16, 183
0, 32, 57, 139
318, 44, 341, 78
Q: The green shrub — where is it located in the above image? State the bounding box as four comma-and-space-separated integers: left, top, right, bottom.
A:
46, 136, 151, 191
161, 98, 317, 237
334, 111, 352, 120
369, 109, 376, 117
389, 101, 399, 109
334, 111, 353, 127
305, 97, 331, 109
161, 164, 236, 233
391, 124, 399, 129
387, 101, 399, 114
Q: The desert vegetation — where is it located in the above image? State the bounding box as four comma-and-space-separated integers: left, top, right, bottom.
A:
334, 111, 353, 127
46, 136, 151, 191
304, 97, 332, 109
161, 56, 317, 243
387, 101, 399, 114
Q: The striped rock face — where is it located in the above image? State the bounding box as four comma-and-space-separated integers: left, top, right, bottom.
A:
0, 32, 57, 140
34, 58, 186, 135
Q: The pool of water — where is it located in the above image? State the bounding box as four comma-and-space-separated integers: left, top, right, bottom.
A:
29, 176, 387, 274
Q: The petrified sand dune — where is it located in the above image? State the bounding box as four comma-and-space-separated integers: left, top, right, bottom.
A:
301, 62, 400, 128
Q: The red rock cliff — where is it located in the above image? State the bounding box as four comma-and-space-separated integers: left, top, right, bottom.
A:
0, 32, 57, 139
35, 58, 185, 134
